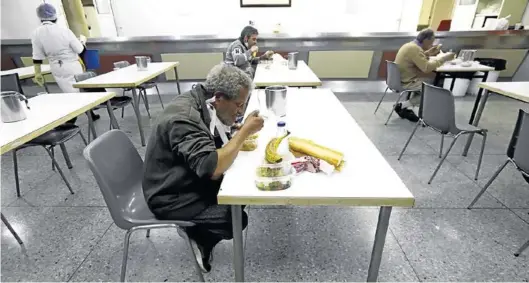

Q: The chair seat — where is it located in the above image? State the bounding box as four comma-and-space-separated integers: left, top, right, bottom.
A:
455, 122, 485, 134
139, 81, 157, 89
25, 124, 81, 146
95, 96, 132, 109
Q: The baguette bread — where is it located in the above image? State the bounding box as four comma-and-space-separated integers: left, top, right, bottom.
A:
288, 137, 345, 171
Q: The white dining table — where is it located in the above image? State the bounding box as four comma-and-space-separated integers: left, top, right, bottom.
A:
72, 62, 180, 146
0, 65, 52, 92
218, 88, 415, 282
0, 92, 115, 154
253, 60, 322, 88
463, 81, 529, 156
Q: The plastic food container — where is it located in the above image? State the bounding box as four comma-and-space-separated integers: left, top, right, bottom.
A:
255, 175, 292, 191
241, 135, 258, 152
255, 162, 292, 177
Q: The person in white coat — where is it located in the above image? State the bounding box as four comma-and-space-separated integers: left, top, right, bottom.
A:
31, 3, 99, 120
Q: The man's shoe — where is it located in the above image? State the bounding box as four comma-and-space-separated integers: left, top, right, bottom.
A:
90, 111, 100, 121
178, 228, 213, 273
395, 103, 419, 122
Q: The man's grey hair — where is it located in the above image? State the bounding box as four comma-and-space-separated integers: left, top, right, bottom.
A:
416, 28, 435, 44
204, 64, 253, 100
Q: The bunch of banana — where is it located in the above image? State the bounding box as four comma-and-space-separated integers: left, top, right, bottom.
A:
265, 131, 290, 164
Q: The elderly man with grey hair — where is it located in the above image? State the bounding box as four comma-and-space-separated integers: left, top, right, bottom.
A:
143, 63, 264, 272
393, 28, 455, 122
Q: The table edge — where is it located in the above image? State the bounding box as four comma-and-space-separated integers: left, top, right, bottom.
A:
478, 82, 529, 103
0, 92, 116, 154
217, 195, 415, 207
72, 62, 179, 89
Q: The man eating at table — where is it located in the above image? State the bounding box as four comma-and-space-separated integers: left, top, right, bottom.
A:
142, 64, 264, 273
393, 28, 455, 122
225, 25, 274, 78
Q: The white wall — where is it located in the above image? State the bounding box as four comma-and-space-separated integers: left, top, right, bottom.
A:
522, 1, 529, 26
110, 0, 422, 37
1, 0, 68, 39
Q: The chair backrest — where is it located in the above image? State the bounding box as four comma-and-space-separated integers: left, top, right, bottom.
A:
113, 61, 130, 69
386, 61, 404, 92
1, 73, 24, 94
508, 109, 529, 174
74, 71, 97, 83
419, 83, 457, 134
83, 130, 151, 230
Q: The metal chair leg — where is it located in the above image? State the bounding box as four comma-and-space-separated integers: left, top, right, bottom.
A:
1, 213, 23, 244
439, 134, 444, 158
474, 131, 487, 180
155, 85, 164, 109
179, 228, 206, 282
79, 131, 88, 146
374, 87, 389, 114
44, 148, 74, 194
59, 144, 73, 169
468, 159, 509, 209
385, 91, 407, 125
51, 147, 56, 171
146, 229, 150, 238
121, 90, 126, 118
428, 135, 460, 184
514, 239, 529, 257
398, 121, 421, 160
120, 229, 133, 282
140, 89, 151, 118
12, 150, 21, 197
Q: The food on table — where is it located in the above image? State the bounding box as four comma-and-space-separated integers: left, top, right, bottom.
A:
255, 176, 292, 191
288, 137, 345, 171
265, 130, 291, 164
241, 134, 259, 152
290, 156, 334, 175
256, 162, 292, 177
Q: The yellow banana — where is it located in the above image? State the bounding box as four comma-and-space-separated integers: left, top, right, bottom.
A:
265, 131, 290, 164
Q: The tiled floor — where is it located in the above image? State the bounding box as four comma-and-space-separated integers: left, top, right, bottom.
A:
2, 83, 529, 282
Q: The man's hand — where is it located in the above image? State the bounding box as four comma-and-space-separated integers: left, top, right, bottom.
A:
250, 45, 259, 53
240, 110, 264, 136
426, 45, 441, 57
33, 64, 45, 87
440, 52, 456, 62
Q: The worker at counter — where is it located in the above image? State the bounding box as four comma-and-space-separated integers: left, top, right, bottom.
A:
225, 25, 274, 78
393, 28, 455, 122
142, 64, 264, 273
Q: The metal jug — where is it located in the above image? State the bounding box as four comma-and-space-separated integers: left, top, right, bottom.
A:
263, 86, 287, 117
135, 56, 149, 71
288, 52, 299, 70
1, 91, 29, 123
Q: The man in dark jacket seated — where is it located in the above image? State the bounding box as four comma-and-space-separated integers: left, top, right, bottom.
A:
142, 63, 263, 272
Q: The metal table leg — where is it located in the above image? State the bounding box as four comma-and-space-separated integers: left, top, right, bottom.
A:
174, 66, 181, 95
131, 88, 146, 146
463, 89, 490, 156
87, 111, 97, 142
231, 205, 245, 282
367, 206, 393, 282
468, 71, 489, 124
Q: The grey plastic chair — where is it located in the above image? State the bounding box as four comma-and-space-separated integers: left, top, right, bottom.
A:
83, 130, 204, 282
2, 73, 86, 197
398, 83, 488, 184
467, 109, 529, 257
1, 213, 23, 244
114, 60, 164, 117
374, 60, 416, 125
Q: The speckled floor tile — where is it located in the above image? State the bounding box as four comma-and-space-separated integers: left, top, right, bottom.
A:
390, 209, 529, 281
243, 207, 419, 282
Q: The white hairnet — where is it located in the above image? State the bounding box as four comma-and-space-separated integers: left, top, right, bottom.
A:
36, 3, 57, 21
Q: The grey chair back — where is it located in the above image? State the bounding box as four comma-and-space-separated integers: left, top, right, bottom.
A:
113, 61, 130, 69
74, 71, 97, 83
508, 109, 529, 174
419, 83, 457, 134
386, 61, 404, 92
1, 73, 24, 94
83, 130, 153, 230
